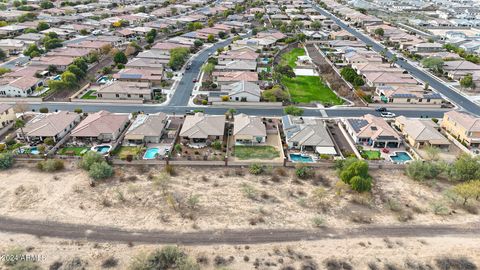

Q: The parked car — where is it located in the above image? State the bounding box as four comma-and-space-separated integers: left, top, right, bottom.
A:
192, 78, 197, 83
186, 63, 191, 70
380, 112, 396, 118
375, 107, 387, 112
185, 110, 195, 115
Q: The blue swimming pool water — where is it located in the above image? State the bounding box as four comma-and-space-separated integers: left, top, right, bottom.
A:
144, 148, 159, 159
289, 153, 314, 163
390, 151, 412, 163
30, 146, 39, 155
53, 75, 61, 81
94, 145, 111, 154
97, 76, 109, 83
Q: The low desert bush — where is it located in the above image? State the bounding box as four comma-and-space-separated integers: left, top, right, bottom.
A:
249, 163, 264, 175
435, 257, 477, 270
37, 159, 64, 172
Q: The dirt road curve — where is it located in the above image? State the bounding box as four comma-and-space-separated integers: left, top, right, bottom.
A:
0, 217, 478, 245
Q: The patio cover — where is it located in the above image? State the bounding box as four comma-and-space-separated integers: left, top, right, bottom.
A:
315, 146, 337, 155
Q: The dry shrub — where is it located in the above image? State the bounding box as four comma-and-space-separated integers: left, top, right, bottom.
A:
324, 258, 352, 270
274, 167, 288, 177
350, 213, 373, 224
435, 257, 477, 270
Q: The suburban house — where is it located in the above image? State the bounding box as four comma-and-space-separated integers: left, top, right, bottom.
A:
30, 56, 75, 71
219, 80, 261, 102
344, 114, 402, 148
282, 115, 336, 155
215, 60, 257, 72
16, 111, 80, 143
0, 104, 15, 129
442, 61, 480, 80
0, 76, 43, 97
441, 111, 480, 148
363, 72, 419, 87
124, 113, 169, 144
113, 68, 163, 86
0, 39, 26, 55
233, 114, 266, 145
70, 110, 130, 142
395, 116, 450, 149
375, 85, 443, 105
96, 81, 153, 101
212, 71, 259, 85
409, 42, 444, 53
179, 113, 226, 144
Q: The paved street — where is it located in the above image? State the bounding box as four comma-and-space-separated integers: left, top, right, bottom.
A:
309, 1, 480, 116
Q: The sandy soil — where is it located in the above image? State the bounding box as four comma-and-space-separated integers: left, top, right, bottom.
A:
0, 232, 479, 270
0, 162, 477, 232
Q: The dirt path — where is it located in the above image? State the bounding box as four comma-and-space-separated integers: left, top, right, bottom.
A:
0, 216, 478, 245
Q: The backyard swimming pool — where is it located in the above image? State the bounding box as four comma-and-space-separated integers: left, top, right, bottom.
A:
390, 151, 413, 163
143, 148, 160, 159
97, 76, 110, 84
30, 146, 40, 155
289, 153, 314, 163
91, 144, 112, 155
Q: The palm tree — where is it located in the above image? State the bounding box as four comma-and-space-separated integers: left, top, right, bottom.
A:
15, 119, 26, 141
226, 108, 237, 120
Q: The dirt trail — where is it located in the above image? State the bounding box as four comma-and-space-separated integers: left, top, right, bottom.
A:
0, 216, 478, 245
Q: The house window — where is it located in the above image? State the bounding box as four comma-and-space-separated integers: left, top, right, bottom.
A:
98, 93, 102, 97
127, 94, 131, 98
406, 98, 410, 102
115, 94, 119, 98
139, 94, 143, 98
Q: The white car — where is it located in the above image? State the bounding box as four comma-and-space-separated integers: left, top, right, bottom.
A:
381, 112, 396, 118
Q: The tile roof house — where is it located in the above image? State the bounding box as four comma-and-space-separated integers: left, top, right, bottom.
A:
344, 114, 402, 148
113, 68, 163, 86
124, 113, 169, 144
71, 110, 130, 142
151, 42, 190, 55
218, 50, 259, 62
363, 72, 419, 87
233, 113, 266, 145
179, 112, 226, 143
375, 85, 443, 105
282, 115, 336, 155
442, 61, 480, 80
215, 60, 257, 72
395, 116, 450, 149
441, 111, 480, 148
30, 56, 75, 71
17, 111, 80, 143
0, 76, 43, 97
0, 39, 26, 54
126, 57, 166, 69
212, 71, 259, 85
219, 80, 262, 102
96, 81, 152, 101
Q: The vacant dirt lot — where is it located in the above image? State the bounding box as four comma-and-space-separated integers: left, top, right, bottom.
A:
0, 162, 476, 232
0, 232, 479, 270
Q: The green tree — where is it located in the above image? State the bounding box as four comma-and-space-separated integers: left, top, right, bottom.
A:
89, 161, 113, 180
350, 176, 372, 192
311, 20, 322, 30
374, 27, 384, 36
79, 151, 104, 170
262, 85, 289, 102
206, 34, 215, 43
61, 71, 78, 88
113, 51, 128, 64
36, 21, 49, 31
39, 0, 54, 9
0, 49, 6, 61
405, 160, 444, 181
460, 74, 475, 89
421, 57, 444, 73
448, 154, 480, 182
0, 153, 14, 170
274, 65, 295, 78
284, 106, 304, 116
66, 64, 85, 79
451, 181, 480, 205
23, 44, 43, 57
14, 119, 25, 140
218, 31, 227, 39
168, 47, 189, 70
193, 39, 203, 48
202, 62, 215, 74
340, 160, 369, 184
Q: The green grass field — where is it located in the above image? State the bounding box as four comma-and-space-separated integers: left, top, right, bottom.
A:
81, 90, 97, 99
280, 48, 305, 68
57, 147, 89, 156
282, 76, 344, 105
234, 146, 280, 160
361, 150, 381, 160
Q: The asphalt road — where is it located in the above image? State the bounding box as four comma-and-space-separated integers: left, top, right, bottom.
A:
168, 38, 237, 106
0, 216, 477, 245
23, 101, 447, 118
309, 1, 480, 116
168, 32, 251, 106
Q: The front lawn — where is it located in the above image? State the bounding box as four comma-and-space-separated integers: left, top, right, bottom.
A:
57, 147, 89, 156
280, 48, 305, 68
361, 150, 381, 160
81, 90, 97, 99
234, 145, 280, 160
282, 76, 344, 105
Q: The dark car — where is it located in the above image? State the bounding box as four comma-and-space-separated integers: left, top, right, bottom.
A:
375, 107, 387, 112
